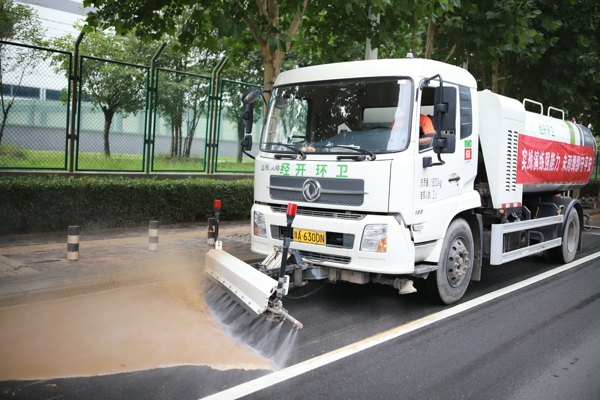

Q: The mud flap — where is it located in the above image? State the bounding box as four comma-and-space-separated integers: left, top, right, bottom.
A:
205, 249, 278, 316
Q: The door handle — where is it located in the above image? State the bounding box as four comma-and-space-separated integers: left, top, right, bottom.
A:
448, 176, 460, 183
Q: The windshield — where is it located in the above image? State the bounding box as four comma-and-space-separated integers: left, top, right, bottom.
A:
260, 78, 413, 155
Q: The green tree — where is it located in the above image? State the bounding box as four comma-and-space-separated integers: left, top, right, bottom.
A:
153, 48, 211, 159
427, 0, 557, 94
50, 26, 152, 156
504, 0, 599, 129
0, 0, 44, 145
83, 0, 411, 90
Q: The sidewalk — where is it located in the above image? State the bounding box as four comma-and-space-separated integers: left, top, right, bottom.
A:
0, 221, 258, 308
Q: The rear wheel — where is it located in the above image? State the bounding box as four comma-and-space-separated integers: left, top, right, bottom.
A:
426, 218, 474, 305
552, 208, 580, 263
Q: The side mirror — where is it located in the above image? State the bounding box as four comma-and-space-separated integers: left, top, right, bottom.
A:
240, 135, 255, 160
433, 133, 456, 154
241, 135, 253, 151
242, 103, 254, 134
433, 86, 456, 132
242, 87, 263, 104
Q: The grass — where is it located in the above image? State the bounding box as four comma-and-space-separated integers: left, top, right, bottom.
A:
0, 145, 67, 168
0, 145, 255, 172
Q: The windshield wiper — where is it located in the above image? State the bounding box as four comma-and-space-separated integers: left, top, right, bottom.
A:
328, 145, 376, 161
266, 142, 306, 160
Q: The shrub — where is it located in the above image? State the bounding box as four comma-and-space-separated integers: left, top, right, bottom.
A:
0, 175, 254, 234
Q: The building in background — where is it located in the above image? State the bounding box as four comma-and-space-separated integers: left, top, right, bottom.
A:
3, 1, 89, 101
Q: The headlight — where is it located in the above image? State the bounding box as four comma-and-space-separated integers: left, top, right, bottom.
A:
253, 211, 267, 238
360, 224, 387, 252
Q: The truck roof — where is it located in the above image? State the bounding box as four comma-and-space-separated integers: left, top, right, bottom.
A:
275, 58, 477, 89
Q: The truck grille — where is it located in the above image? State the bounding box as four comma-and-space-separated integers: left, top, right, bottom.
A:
299, 250, 351, 265
269, 176, 365, 206
270, 205, 366, 220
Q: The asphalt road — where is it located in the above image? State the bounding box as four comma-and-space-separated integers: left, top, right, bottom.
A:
2, 229, 600, 399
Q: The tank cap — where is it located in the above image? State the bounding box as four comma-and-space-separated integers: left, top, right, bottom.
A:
406, 52, 414, 59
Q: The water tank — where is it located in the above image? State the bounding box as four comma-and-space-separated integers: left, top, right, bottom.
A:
520, 109, 596, 193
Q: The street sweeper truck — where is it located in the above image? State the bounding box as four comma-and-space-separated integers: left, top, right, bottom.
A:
205, 57, 596, 326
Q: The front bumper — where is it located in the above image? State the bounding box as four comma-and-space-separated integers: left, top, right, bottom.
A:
251, 203, 415, 275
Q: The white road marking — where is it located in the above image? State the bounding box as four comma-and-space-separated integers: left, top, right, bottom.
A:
201, 251, 600, 400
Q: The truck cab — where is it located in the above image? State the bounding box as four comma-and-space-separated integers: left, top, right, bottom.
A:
246, 59, 479, 291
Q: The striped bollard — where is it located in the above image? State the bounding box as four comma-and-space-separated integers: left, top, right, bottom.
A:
67, 226, 80, 261
148, 220, 159, 251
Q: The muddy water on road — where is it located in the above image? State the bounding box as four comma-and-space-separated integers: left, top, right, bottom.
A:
0, 256, 271, 380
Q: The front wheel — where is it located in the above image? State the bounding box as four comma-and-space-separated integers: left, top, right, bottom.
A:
426, 218, 474, 305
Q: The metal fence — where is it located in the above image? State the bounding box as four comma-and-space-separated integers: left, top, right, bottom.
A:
0, 40, 261, 174
151, 68, 211, 172
76, 56, 149, 171
0, 41, 71, 170
216, 79, 262, 173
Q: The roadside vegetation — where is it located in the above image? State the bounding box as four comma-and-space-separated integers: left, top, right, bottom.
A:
0, 175, 253, 234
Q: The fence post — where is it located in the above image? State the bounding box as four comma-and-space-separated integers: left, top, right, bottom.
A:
206, 57, 229, 174
145, 42, 166, 174
68, 31, 85, 173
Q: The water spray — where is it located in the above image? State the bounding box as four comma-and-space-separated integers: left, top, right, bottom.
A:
203, 201, 302, 367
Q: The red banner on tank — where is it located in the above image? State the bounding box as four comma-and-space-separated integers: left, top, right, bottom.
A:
517, 134, 594, 184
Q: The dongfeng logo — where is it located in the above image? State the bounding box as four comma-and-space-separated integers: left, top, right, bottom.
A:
302, 179, 322, 202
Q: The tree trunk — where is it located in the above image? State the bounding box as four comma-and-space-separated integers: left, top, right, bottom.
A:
0, 101, 15, 147
492, 58, 499, 94
102, 108, 114, 157
411, 10, 417, 55
261, 44, 278, 102
425, 19, 436, 59
183, 129, 194, 158
183, 108, 198, 158
0, 113, 7, 147
170, 124, 176, 158
479, 61, 488, 90
177, 124, 182, 157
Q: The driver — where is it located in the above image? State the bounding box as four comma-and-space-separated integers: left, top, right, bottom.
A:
389, 114, 436, 147
419, 114, 435, 146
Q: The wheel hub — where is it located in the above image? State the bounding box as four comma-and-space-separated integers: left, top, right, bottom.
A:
446, 238, 470, 288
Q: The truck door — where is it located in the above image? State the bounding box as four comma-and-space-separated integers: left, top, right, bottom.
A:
412, 84, 477, 243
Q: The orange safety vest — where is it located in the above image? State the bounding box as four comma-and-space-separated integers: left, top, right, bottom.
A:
420, 114, 435, 135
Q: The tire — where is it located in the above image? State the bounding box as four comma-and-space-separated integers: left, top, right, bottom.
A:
553, 207, 580, 263
426, 218, 474, 305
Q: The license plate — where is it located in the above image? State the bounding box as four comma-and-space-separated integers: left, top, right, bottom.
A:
293, 228, 325, 245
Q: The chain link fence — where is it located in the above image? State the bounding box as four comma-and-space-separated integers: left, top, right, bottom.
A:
76, 56, 149, 171
0, 41, 71, 170
215, 79, 262, 173
151, 68, 211, 172
0, 41, 262, 174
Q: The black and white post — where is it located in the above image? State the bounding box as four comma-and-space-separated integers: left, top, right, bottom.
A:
67, 225, 80, 261
148, 220, 159, 251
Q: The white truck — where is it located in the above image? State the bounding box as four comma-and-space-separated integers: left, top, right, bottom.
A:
205, 57, 596, 325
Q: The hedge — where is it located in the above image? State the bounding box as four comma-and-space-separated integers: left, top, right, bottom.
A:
0, 175, 254, 235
